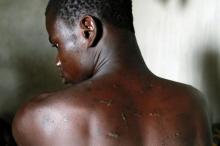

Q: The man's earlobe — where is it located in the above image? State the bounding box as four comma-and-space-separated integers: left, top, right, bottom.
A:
80, 15, 98, 48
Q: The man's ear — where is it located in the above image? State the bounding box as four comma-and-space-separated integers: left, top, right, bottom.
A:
80, 15, 99, 48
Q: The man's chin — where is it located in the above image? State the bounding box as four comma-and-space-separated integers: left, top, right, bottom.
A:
61, 77, 80, 85
61, 74, 89, 85
61, 77, 70, 85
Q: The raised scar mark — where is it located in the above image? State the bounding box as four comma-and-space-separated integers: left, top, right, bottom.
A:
121, 113, 127, 121
99, 99, 113, 107
149, 112, 161, 117
107, 132, 120, 139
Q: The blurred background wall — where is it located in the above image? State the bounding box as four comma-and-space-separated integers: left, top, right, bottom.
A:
0, 0, 220, 123
0, 0, 63, 122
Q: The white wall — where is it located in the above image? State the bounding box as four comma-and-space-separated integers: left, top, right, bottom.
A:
133, 0, 220, 123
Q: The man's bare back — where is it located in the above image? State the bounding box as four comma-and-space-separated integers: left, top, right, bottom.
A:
13, 75, 211, 146
12, 0, 212, 145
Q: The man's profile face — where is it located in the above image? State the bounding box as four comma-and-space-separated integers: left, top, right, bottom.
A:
45, 9, 93, 84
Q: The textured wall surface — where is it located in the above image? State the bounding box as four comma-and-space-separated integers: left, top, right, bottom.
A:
0, 0, 220, 123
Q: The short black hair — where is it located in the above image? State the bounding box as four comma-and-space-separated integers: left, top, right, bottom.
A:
46, 0, 135, 33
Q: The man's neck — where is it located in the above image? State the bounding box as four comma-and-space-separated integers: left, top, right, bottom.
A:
91, 24, 152, 82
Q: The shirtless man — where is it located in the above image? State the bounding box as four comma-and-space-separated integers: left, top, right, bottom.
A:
12, 0, 212, 145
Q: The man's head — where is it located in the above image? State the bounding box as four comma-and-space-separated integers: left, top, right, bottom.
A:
46, 0, 134, 32
45, 0, 135, 84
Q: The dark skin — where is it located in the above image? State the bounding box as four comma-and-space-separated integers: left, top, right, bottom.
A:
12, 8, 212, 146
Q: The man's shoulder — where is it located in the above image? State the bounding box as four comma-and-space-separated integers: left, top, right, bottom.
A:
13, 80, 96, 122
150, 77, 209, 115
12, 86, 93, 143
13, 86, 92, 120
151, 78, 212, 145
155, 77, 206, 103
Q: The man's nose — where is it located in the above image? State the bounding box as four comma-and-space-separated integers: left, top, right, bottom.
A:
56, 56, 61, 67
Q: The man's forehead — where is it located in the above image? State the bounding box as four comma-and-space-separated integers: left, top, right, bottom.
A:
46, 18, 77, 44
47, 15, 67, 31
